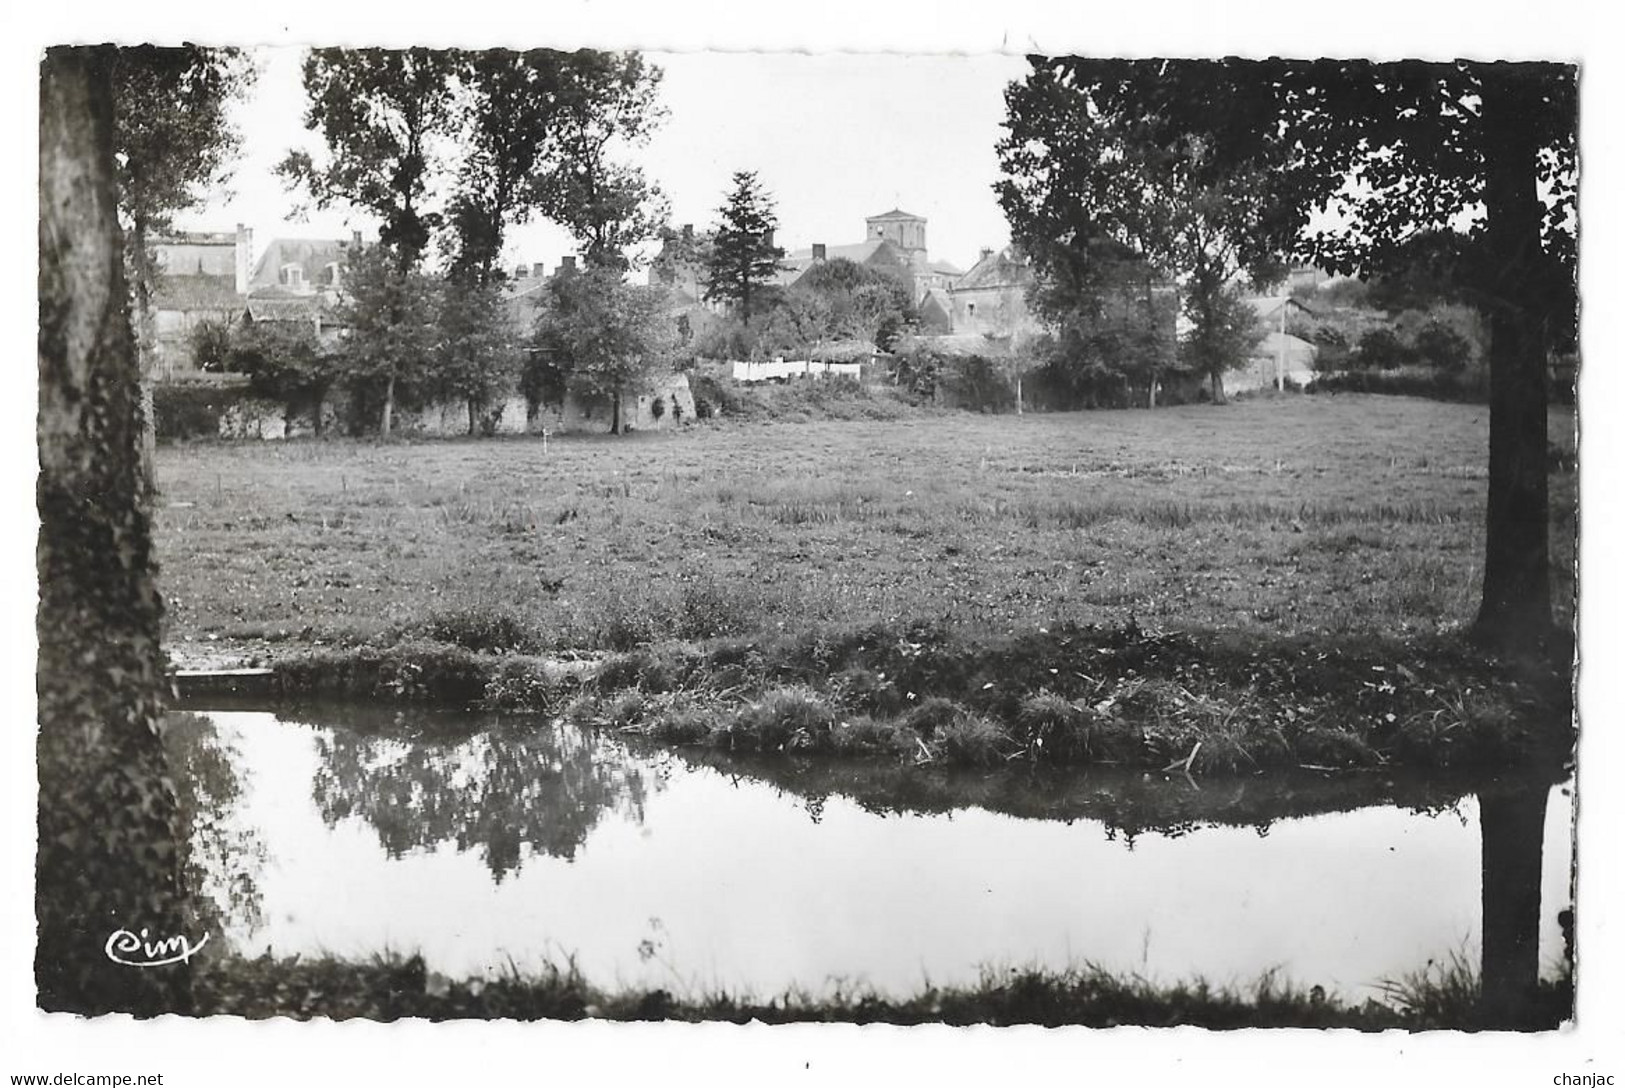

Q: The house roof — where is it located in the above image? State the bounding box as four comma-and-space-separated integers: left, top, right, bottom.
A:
151, 274, 240, 313
245, 295, 345, 325
926, 259, 963, 277
953, 247, 1033, 292
249, 237, 359, 291
775, 239, 908, 288
153, 233, 239, 278
1247, 296, 1315, 323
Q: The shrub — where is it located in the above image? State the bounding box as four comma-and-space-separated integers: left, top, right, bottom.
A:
1353, 327, 1414, 371
937, 353, 1017, 413
407, 607, 541, 654
1013, 690, 1097, 759
727, 687, 839, 751
903, 697, 967, 739
939, 713, 1014, 767
153, 375, 255, 440
1412, 322, 1473, 373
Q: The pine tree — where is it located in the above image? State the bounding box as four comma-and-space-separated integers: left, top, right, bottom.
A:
704, 171, 785, 321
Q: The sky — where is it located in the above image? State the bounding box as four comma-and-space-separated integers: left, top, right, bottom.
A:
196, 48, 1033, 279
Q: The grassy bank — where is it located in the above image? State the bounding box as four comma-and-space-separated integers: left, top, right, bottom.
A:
250, 618, 1572, 773
153, 397, 1577, 666
194, 950, 1571, 1030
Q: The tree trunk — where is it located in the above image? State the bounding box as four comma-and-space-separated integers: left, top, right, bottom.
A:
611, 386, 623, 435
37, 46, 191, 1016
311, 387, 326, 438
381, 373, 396, 438
128, 219, 159, 501
1210, 370, 1227, 405
468, 397, 478, 437
1472, 71, 1552, 656
1479, 785, 1550, 1028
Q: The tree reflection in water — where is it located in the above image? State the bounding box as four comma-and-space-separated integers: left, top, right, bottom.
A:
164, 711, 267, 934
309, 713, 658, 880
1479, 779, 1568, 1028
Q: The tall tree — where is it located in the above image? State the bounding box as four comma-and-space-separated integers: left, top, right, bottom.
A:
442, 49, 563, 286
535, 51, 668, 270
434, 279, 523, 434
38, 46, 190, 1015
103, 46, 252, 495
279, 48, 459, 273
998, 58, 1577, 655
999, 67, 1277, 403
534, 267, 674, 434
705, 171, 786, 321
334, 245, 441, 436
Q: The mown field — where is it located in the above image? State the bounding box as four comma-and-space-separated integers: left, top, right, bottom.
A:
152, 394, 1576, 664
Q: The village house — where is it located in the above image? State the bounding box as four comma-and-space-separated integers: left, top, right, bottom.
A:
148, 225, 253, 376
1233, 295, 1319, 393
947, 245, 1042, 343
238, 233, 367, 349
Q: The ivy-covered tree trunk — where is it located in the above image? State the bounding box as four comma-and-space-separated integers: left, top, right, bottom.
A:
128, 216, 159, 501
1473, 71, 1553, 655
37, 46, 191, 1016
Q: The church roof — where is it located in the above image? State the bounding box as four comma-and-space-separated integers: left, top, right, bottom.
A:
866, 208, 924, 221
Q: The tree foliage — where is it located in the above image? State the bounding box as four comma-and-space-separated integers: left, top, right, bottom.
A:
704, 171, 785, 320
228, 316, 333, 424
106, 46, 254, 237
532, 51, 668, 270
1024, 238, 1181, 408
333, 245, 442, 434
533, 268, 675, 433
998, 62, 1279, 403
999, 56, 1577, 651
434, 280, 523, 433
280, 48, 460, 271
442, 49, 563, 285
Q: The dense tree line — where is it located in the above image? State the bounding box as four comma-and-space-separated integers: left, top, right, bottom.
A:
253, 47, 675, 436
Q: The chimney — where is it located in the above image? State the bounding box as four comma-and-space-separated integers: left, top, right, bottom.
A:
812, 243, 826, 262
682, 223, 694, 240
515, 265, 530, 279
533, 262, 546, 280
234, 223, 253, 296
351, 230, 363, 248
559, 256, 577, 277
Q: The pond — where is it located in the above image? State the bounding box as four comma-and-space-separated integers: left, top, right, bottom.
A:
168, 707, 1574, 1003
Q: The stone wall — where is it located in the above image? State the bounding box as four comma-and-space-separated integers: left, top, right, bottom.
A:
181, 372, 698, 440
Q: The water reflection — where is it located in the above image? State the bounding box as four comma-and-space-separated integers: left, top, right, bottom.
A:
164, 711, 266, 933
166, 708, 1574, 1015
1479, 782, 1560, 1027
308, 711, 654, 880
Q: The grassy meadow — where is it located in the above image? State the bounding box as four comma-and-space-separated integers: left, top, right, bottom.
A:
154, 394, 1576, 660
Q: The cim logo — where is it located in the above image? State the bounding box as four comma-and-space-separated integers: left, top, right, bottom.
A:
104, 928, 210, 968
